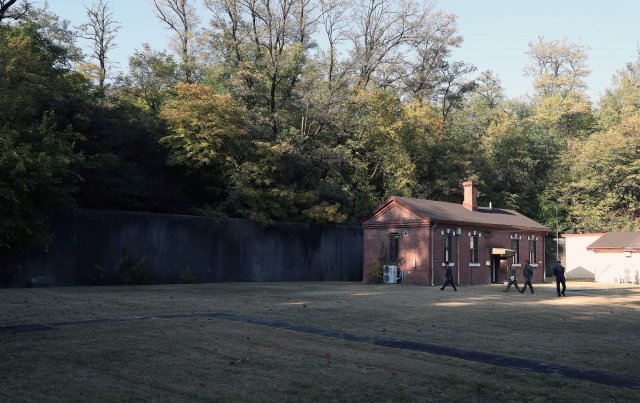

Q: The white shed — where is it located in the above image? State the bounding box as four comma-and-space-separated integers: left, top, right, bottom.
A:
586, 232, 640, 283
563, 233, 602, 280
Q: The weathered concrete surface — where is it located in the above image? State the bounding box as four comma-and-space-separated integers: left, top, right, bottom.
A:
2, 209, 362, 286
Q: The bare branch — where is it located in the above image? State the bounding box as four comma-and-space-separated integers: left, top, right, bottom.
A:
0, 0, 30, 23
76, 0, 120, 91
152, 0, 200, 82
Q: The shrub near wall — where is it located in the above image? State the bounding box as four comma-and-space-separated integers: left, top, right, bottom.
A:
2, 209, 363, 287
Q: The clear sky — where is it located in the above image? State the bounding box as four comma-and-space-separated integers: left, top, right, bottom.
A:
46, 0, 640, 102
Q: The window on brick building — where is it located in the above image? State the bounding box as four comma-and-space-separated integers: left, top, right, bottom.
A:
443, 234, 453, 262
389, 233, 400, 263
470, 235, 479, 263
511, 238, 520, 263
529, 239, 536, 263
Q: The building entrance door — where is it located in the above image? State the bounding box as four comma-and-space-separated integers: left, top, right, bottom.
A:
491, 256, 500, 283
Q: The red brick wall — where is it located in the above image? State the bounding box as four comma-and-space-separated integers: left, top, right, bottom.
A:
363, 203, 547, 286
429, 228, 546, 286
362, 224, 431, 285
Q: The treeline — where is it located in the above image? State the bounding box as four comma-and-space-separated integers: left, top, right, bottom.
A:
2, 0, 640, 252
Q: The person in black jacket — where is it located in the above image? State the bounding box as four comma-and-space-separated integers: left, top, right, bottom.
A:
553, 260, 566, 297
520, 260, 534, 294
504, 264, 521, 292
440, 261, 457, 291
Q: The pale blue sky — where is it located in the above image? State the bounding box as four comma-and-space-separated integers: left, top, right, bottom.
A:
46, 0, 640, 102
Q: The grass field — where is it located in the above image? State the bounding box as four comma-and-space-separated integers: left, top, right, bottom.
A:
1, 281, 639, 401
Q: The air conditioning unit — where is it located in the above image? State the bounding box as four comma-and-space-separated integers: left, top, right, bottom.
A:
383, 265, 398, 284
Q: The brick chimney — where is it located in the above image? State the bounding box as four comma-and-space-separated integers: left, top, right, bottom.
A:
462, 180, 478, 211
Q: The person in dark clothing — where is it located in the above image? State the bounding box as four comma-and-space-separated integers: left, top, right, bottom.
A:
553, 260, 566, 297
504, 264, 521, 292
520, 260, 534, 294
440, 261, 457, 291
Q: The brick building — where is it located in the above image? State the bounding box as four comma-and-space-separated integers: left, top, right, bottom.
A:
362, 180, 549, 286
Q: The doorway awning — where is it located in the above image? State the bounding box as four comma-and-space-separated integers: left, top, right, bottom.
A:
491, 248, 515, 258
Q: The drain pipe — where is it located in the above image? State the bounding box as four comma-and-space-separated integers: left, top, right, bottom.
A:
431, 223, 438, 286
457, 230, 460, 285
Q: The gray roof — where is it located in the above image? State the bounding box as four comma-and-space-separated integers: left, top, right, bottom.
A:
586, 232, 640, 250
392, 196, 549, 232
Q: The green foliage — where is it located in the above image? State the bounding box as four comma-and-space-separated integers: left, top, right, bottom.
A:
368, 243, 388, 284
175, 268, 196, 284
117, 43, 178, 112
347, 90, 416, 200
555, 113, 640, 232
302, 202, 347, 224
525, 36, 590, 98
226, 139, 300, 225
403, 101, 473, 202
0, 22, 85, 251
10, 4, 640, 245
369, 242, 405, 284
0, 116, 82, 249
160, 83, 246, 169
89, 250, 153, 286
598, 57, 640, 130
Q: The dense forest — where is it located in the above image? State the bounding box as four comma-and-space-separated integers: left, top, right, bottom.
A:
2, 0, 640, 252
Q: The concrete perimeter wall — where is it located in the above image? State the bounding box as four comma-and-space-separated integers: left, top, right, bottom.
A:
2, 209, 363, 287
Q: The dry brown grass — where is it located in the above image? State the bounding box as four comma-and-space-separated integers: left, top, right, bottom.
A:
1, 281, 639, 401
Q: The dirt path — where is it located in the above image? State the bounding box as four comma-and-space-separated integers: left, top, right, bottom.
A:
2, 310, 639, 390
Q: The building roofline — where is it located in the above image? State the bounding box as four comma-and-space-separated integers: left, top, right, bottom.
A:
562, 233, 605, 238
360, 197, 430, 225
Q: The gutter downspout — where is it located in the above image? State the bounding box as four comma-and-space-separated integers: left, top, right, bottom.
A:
457, 231, 460, 285
543, 234, 547, 283
431, 223, 438, 286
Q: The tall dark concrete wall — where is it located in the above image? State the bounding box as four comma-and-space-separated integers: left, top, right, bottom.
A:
2, 209, 363, 287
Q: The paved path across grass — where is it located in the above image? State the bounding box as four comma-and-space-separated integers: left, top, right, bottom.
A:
2, 311, 639, 390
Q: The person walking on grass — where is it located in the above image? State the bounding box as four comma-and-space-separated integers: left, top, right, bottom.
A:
520, 260, 534, 294
504, 263, 521, 292
553, 260, 566, 297
440, 261, 457, 291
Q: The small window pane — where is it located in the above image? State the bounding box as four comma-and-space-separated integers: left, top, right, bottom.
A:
529, 239, 536, 263
511, 238, 520, 263
443, 234, 452, 262
470, 235, 479, 263
389, 233, 400, 263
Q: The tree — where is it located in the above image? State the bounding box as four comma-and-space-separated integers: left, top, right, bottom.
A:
0, 0, 29, 23
442, 71, 506, 199
401, 100, 476, 202
452, 70, 504, 132
152, 0, 200, 83
204, 0, 318, 135
530, 92, 594, 139
555, 113, 640, 232
76, 0, 120, 93
551, 55, 640, 233
0, 23, 84, 251
525, 36, 590, 98
345, 0, 461, 95
117, 44, 179, 112
159, 82, 248, 211
160, 82, 246, 169
525, 37, 594, 141
433, 60, 477, 120
346, 90, 416, 200
317, 0, 348, 93
598, 53, 640, 129
481, 102, 563, 219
